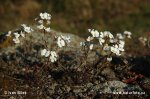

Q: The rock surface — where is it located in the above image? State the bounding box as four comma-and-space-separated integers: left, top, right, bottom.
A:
0, 29, 84, 54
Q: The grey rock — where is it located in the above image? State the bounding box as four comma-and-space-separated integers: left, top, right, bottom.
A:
101, 68, 118, 80
102, 81, 143, 93
85, 80, 143, 95
0, 29, 84, 54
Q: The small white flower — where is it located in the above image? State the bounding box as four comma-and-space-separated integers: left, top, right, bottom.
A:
111, 45, 121, 56
37, 24, 44, 30
89, 44, 93, 50
118, 40, 125, 52
86, 36, 93, 42
21, 24, 33, 33
13, 38, 20, 44
14, 32, 20, 38
103, 31, 114, 38
41, 49, 50, 57
38, 20, 43, 24
41, 49, 46, 56
116, 33, 124, 39
109, 39, 115, 43
100, 32, 104, 38
143, 37, 147, 41
20, 31, 25, 38
124, 31, 132, 38
139, 37, 147, 46
45, 51, 50, 57
107, 57, 112, 62
80, 42, 85, 46
40, 12, 51, 20
88, 29, 99, 37
118, 45, 124, 52
57, 35, 71, 48
119, 40, 125, 47
6, 31, 12, 36
139, 37, 147, 42
57, 37, 65, 48
99, 38, 105, 45
50, 51, 57, 62
61, 35, 71, 43
37, 25, 51, 32
45, 27, 51, 32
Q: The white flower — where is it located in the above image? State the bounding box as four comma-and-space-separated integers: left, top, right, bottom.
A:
99, 37, 105, 45
118, 45, 124, 52
41, 49, 50, 57
40, 12, 51, 20
87, 36, 93, 42
57, 35, 71, 47
107, 57, 112, 62
37, 25, 51, 32
37, 24, 44, 29
14, 32, 20, 38
13, 38, 20, 44
50, 51, 57, 62
139, 37, 147, 46
6, 31, 12, 36
57, 37, 65, 48
103, 31, 114, 38
61, 35, 71, 43
111, 45, 121, 56
139, 37, 147, 42
109, 39, 115, 43
21, 24, 33, 33
80, 42, 85, 46
110, 42, 125, 56
143, 37, 147, 41
100, 32, 104, 38
119, 40, 125, 47
45, 27, 51, 32
116, 33, 124, 39
41, 49, 46, 56
13, 32, 26, 44
88, 29, 99, 37
118, 40, 125, 51
20, 31, 25, 38
124, 31, 132, 38
38, 20, 43, 24
89, 44, 93, 50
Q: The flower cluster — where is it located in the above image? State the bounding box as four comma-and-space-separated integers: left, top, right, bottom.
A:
87, 30, 114, 46
81, 29, 132, 61
41, 49, 57, 62
6, 24, 33, 44
35, 13, 71, 63
40, 12, 51, 20
57, 35, 71, 48
36, 12, 51, 32
21, 24, 33, 33
110, 40, 125, 56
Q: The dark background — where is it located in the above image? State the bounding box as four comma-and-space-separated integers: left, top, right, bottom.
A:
0, 0, 150, 37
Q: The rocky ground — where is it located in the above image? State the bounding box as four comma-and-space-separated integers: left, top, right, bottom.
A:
0, 30, 150, 99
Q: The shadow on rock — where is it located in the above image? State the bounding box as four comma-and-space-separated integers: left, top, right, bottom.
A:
130, 56, 150, 78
